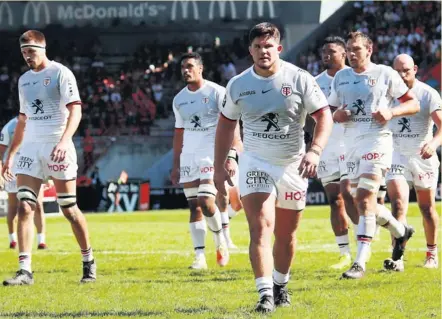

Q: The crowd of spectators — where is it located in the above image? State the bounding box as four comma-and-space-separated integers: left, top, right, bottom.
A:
297, 1, 441, 78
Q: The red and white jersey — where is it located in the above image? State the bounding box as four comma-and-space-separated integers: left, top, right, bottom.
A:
172, 80, 225, 154
390, 79, 442, 155
18, 61, 81, 143
328, 63, 408, 143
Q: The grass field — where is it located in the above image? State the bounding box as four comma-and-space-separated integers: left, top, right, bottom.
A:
0, 203, 440, 319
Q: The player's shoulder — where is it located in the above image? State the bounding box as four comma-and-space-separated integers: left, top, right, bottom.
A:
18, 70, 33, 84
173, 85, 190, 103
282, 61, 311, 77
415, 80, 441, 99
334, 66, 352, 79
204, 80, 225, 94
51, 61, 74, 76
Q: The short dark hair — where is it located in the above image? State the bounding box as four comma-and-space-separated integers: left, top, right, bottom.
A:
346, 31, 373, 48
19, 30, 46, 45
180, 52, 203, 66
323, 36, 346, 49
248, 22, 280, 45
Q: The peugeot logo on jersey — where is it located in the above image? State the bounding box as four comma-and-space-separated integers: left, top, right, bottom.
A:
261, 113, 280, 132
351, 99, 366, 116
281, 83, 292, 97
398, 117, 411, 133
31, 99, 44, 114
190, 115, 201, 128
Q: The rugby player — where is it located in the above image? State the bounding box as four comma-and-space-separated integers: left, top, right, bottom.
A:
331, 32, 419, 279
2, 30, 96, 285
384, 54, 441, 271
214, 23, 333, 312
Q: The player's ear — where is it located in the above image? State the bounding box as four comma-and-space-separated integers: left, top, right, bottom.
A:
413, 65, 418, 74
277, 44, 283, 53
248, 45, 253, 56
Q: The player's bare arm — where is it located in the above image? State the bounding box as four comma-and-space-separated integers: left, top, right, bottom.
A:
214, 114, 237, 195
333, 104, 352, 123
372, 90, 419, 125
421, 109, 442, 159
299, 107, 333, 178
2, 114, 26, 181
225, 123, 241, 177
171, 128, 184, 185
51, 103, 81, 163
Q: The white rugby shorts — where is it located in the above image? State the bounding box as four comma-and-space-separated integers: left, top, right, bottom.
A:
238, 152, 308, 210
317, 151, 347, 185
386, 151, 440, 190
15, 141, 78, 180
179, 149, 215, 184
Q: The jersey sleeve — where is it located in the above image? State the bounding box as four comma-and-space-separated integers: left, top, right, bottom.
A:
0, 123, 10, 146
221, 79, 241, 120
327, 76, 341, 107
215, 85, 227, 111
389, 69, 409, 99
301, 72, 329, 114
428, 88, 442, 114
172, 98, 184, 129
59, 67, 81, 106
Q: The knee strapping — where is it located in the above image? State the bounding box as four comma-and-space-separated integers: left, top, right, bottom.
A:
198, 184, 217, 198
184, 187, 198, 200
17, 186, 37, 204
57, 193, 77, 208
358, 178, 380, 193
377, 184, 387, 199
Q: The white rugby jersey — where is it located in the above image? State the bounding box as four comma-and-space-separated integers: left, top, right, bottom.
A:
18, 61, 81, 143
0, 117, 18, 161
173, 80, 225, 154
328, 63, 409, 142
315, 70, 346, 154
222, 60, 328, 165
390, 79, 441, 155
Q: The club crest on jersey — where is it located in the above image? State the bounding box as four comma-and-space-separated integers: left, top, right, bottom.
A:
368, 78, 377, 87
202, 97, 209, 104
43, 77, 51, 87
281, 84, 293, 97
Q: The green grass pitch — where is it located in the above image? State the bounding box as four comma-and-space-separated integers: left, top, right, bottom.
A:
0, 203, 440, 318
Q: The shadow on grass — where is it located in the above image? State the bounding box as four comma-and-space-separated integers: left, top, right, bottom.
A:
0, 310, 162, 318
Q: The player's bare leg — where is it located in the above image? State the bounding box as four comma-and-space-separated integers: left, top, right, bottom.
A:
6, 193, 18, 249
324, 183, 352, 269
52, 177, 95, 283
242, 192, 276, 313
216, 190, 236, 249
3, 174, 41, 286
340, 179, 360, 231
198, 179, 229, 266
184, 180, 207, 270
34, 188, 47, 249
272, 207, 302, 307
374, 181, 387, 241
416, 188, 439, 268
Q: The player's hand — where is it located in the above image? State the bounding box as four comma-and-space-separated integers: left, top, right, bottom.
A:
1, 156, 14, 182
225, 158, 238, 177
420, 141, 438, 159
214, 167, 233, 196
372, 108, 393, 125
51, 139, 69, 163
298, 150, 320, 179
333, 105, 352, 123
170, 166, 180, 186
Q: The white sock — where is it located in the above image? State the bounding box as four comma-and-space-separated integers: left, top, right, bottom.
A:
195, 248, 205, 259
9, 233, 17, 242
205, 208, 223, 233
37, 233, 45, 245
189, 220, 207, 251
19, 253, 32, 272
336, 234, 351, 255
427, 244, 437, 257
256, 276, 273, 298
273, 269, 290, 286
353, 223, 358, 243
228, 205, 237, 218
376, 204, 405, 238
355, 214, 376, 269
81, 247, 94, 262
220, 211, 232, 241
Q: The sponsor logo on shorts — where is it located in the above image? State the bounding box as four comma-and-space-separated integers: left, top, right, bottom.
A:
284, 191, 306, 201
246, 171, 272, 188
362, 152, 384, 161
318, 160, 326, 173
339, 154, 345, 162
16, 156, 34, 170
180, 166, 190, 177
390, 164, 405, 175
31, 99, 44, 114
200, 166, 214, 174
347, 161, 356, 173
418, 172, 434, 181
47, 163, 70, 172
